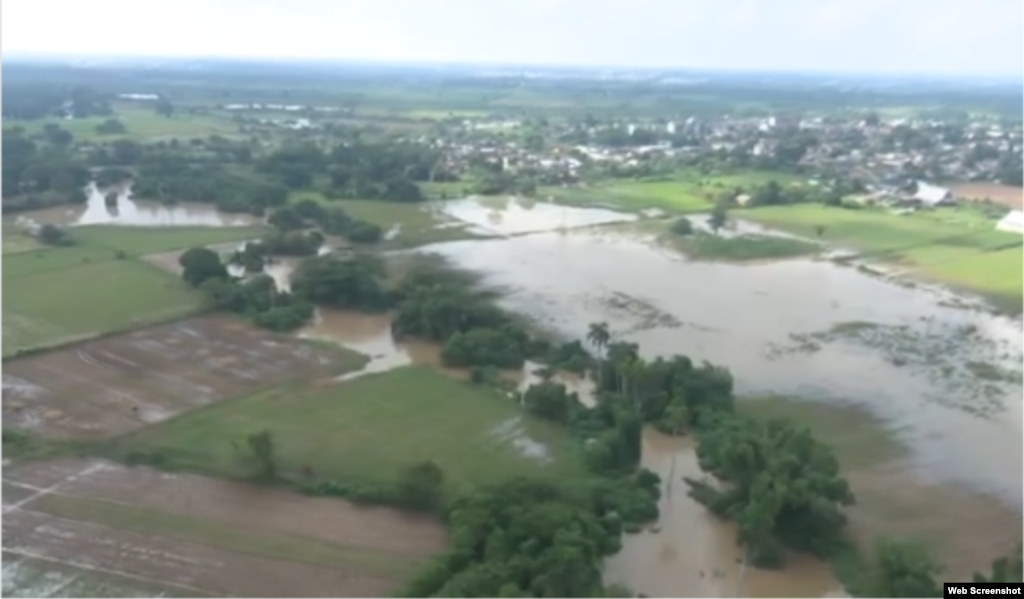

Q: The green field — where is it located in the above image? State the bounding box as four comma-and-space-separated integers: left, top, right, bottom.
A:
8, 106, 236, 142
3, 260, 203, 354
117, 366, 586, 489
740, 204, 1023, 308
288, 193, 480, 247
0, 224, 262, 354
1, 226, 41, 254
70, 225, 269, 256
546, 170, 803, 213
665, 231, 821, 262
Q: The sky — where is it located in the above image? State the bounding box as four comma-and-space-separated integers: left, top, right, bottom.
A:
3, 0, 1023, 77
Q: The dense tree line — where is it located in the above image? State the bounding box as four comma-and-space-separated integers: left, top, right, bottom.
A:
2, 84, 112, 120
1, 129, 89, 210
268, 200, 383, 244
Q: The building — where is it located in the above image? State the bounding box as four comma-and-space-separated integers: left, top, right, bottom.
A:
909, 181, 954, 208
996, 210, 1024, 235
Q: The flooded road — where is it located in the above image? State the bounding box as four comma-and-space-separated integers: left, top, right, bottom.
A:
22, 184, 259, 228
603, 429, 843, 598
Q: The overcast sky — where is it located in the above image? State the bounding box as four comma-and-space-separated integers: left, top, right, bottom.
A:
4, 0, 1022, 77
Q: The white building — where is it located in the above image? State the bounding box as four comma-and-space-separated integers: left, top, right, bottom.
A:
996, 210, 1024, 235
912, 181, 954, 208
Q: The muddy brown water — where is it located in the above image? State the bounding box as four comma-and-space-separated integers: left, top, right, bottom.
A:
298, 308, 597, 405
21, 184, 259, 228
603, 429, 844, 598
409, 217, 1022, 596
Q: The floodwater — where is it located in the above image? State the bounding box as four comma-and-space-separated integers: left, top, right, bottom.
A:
22, 184, 258, 227
298, 308, 598, 402
424, 227, 1023, 503
433, 195, 637, 237
603, 429, 843, 598
415, 218, 1023, 596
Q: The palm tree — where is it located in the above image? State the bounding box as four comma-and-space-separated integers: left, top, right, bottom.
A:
586, 322, 611, 387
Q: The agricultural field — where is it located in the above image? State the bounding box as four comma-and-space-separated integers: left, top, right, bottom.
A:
114, 365, 587, 489
2, 225, 270, 354
740, 203, 1024, 309
69, 225, 269, 257
2, 315, 366, 440
738, 396, 1023, 580
545, 170, 803, 213
287, 192, 480, 247
7, 105, 238, 142
950, 182, 1024, 209
2, 459, 445, 597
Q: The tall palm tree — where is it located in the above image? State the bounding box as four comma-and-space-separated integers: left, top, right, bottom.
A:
586, 322, 611, 387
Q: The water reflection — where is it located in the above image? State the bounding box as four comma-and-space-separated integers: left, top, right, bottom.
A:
435, 196, 637, 237
26, 184, 259, 228
422, 228, 1023, 506
603, 429, 842, 598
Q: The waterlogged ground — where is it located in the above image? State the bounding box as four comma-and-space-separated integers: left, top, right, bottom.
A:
17, 184, 259, 228
418, 207, 1023, 596
434, 195, 638, 237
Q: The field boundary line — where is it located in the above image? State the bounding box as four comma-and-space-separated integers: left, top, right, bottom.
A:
3, 462, 108, 514
1, 548, 214, 597
2, 308, 213, 363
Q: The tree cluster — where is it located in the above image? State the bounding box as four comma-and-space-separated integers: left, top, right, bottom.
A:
2, 129, 89, 209
179, 247, 314, 332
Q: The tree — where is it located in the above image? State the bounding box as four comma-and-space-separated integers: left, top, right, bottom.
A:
709, 201, 728, 234
974, 545, 1023, 583
154, 97, 175, 118
671, 217, 694, 236
95, 119, 127, 135
397, 460, 445, 511
246, 430, 276, 479
37, 224, 73, 246
685, 414, 854, 567
862, 538, 942, 598
178, 247, 229, 287
587, 322, 612, 386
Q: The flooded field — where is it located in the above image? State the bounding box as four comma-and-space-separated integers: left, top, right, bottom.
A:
299, 307, 597, 401
2, 459, 445, 597
2, 315, 364, 440
604, 430, 843, 598
416, 222, 1023, 594
17, 184, 259, 228
433, 195, 637, 237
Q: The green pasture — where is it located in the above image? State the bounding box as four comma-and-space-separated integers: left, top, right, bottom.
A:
117, 365, 586, 490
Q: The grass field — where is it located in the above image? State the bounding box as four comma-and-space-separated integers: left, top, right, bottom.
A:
3, 260, 203, 353
287, 193, 479, 247
664, 230, 820, 262
8, 106, 237, 142
740, 203, 1023, 308
0, 224, 263, 354
1, 226, 41, 254
547, 170, 803, 213
69, 225, 268, 256
116, 366, 586, 489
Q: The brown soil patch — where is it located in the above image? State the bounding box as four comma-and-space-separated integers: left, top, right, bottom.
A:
846, 460, 1023, 580
2, 315, 365, 440
3, 459, 447, 597
6, 459, 446, 556
3, 510, 395, 597
950, 183, 1024, 209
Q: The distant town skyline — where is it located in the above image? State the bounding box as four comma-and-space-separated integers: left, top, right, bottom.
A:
4, 0, 1023, 78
